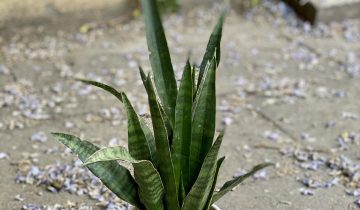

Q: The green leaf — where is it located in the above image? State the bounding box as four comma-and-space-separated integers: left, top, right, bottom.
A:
172, 60, 193, 193
139, 67, 173, 145
51, 133, 143, 209
204, 156, 225, 210
84, 146, 136, 163
157, 0, 179, 13
182, 132, 224, 210
141, 0, 177, 127
84, 146, 165, 210
121, 92, 156, 163
139, 117, 158, 166
197, 12, 225, 88
178, 173, 186, 204
189, 57, 217, 186
135, 161, 165, 210
211, 163, 274, 204
143, 74, 180, 210
76, 79, 123, 102
78, 79, 157, 165
191, 64, 196, 100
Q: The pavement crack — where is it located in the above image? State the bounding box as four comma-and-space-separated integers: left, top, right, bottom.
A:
252, 107, 329, 154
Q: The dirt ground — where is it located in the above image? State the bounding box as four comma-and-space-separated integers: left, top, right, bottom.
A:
1, 1, 360, 210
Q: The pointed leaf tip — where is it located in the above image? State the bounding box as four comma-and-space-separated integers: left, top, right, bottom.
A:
172, 60, 193, 193
75, 79, 124, 102
197, 12, 225, 88
211, 162, 274, 204
141, 0, 177, 127
189, 57, 217, 186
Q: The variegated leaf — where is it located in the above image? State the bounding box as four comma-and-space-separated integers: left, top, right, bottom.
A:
143, 73, 180, 210
182, 132, 224, 210
52, 133, 143, 209
189, 57, 217, 187
141, 0, 177, 127
84, 146, 165, 210
172, 60, 193, 193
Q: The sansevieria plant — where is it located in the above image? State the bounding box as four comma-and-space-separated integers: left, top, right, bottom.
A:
52, 1, 272, 209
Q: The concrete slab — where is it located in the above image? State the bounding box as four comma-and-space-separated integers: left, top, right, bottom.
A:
1, 2, 360, 209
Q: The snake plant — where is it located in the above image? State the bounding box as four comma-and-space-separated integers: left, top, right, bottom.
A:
52, 1, 272, 209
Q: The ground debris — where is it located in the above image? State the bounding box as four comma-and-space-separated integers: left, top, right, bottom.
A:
15, 159, 129, 209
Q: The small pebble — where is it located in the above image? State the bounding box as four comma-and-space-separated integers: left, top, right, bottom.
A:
264, 131, 280, 141
346, 189, 360, 197
30, 132, 48, 142
0, 152, 9, 160
299, 188, 315, 196
253, 170, 268, 180
222, 117, 233, 125
15, 194, 24, 201
65, 121, 75, 129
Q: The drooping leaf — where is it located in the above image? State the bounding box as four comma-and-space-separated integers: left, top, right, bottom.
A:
211, 163, 274, 204
76, 79, 123, 102
197, 12, 225, 88
84, 146, 135, 163
143, 74, 180, 210
172, 60, 193, 193
121, 92, 155, 162
204, 156, 225, 210
182, 132, 224, 210
77, 79, 157, 163
84, 146, 165, 210
51, 133, 143, 209
141, 0, 177, 127
189, 57, 217, 186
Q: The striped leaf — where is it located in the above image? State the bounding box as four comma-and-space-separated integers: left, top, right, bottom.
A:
84, 146, 135, 163
135, 161, 165, 210
172, 60, 193, 193
77, 79, 157, 166
197, 12, 225, 88
204, 156, 225, 210
143, 74, 180, 210
189, 57, 217, 186
51, 133, 143, 209
139, 117, 158, 166
141, 0, 177, 127
84, 146, 165, 210
211, 163, 274, 204
139, 67, 173, 144
182, 132, 224, 210
121, 92, 155, 162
